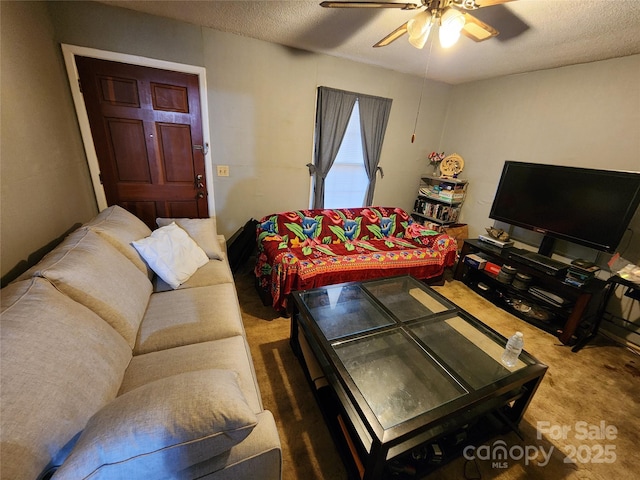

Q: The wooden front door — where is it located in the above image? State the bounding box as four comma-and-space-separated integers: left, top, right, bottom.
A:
75, 56, 208, 229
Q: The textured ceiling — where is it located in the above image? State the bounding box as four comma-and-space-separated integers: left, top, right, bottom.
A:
102, 0, 640, 84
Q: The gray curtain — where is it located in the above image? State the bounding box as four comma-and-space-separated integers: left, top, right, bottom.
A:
311, 87, 358, 209
358, 94, 393, 205
311, 86, 392, 209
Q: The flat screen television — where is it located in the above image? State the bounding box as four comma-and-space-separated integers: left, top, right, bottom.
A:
489, 162, 640, 255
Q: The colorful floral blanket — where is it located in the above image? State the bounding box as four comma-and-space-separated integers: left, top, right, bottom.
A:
254, 207, 458, 312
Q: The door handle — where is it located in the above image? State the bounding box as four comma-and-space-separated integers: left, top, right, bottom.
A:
197, 192, 205, 199
193, 143, 209, 155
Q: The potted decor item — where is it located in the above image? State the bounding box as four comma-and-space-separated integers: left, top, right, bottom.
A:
428, 151, 445, 176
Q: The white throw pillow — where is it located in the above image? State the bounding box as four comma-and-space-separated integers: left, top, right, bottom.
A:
156, 217, 224, 260
132, 223, 208, 289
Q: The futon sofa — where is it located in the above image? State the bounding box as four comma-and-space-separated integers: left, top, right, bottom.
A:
255, 206, 458, 312
1, 206, 282, 480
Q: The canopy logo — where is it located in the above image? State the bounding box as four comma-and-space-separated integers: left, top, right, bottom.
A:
463, 440, 553, 468
463, 420, 617, 469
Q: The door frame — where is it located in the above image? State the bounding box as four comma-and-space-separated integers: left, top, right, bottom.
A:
61, 44, 215, 216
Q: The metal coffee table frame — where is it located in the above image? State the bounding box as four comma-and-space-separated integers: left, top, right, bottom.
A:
290, 275, 547, 480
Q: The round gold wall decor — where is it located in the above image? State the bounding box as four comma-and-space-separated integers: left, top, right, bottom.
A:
440, 154, 464, 176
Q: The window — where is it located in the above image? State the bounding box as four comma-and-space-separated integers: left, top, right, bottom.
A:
310, 86, 392, 210
323, 100, 369, 209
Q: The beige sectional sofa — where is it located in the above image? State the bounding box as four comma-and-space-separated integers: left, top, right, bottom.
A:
1, 206, 282, 480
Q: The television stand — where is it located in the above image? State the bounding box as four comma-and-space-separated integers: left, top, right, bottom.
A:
454, 239, 606, 348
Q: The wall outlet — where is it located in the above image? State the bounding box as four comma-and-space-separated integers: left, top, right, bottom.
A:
217, 165, 229, 177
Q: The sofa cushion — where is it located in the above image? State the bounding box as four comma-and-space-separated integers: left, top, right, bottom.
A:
121, 336, 263, 414
132, 223, 209, 289
0, 277, 131, 480
14, 228, 88, 282
30, 229, 152, 348
52, 370, 258, 480
135, 283, 245, 354
157, 217, 224, 260
83, 205, 154, 279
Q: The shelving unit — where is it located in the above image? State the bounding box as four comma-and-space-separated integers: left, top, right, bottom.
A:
454, 239, 606, 347
412, 176, 468, 227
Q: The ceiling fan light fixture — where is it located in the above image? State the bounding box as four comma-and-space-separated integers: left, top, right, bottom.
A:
407, 10, 433, 49
407, 10, 432, 37
408, 27, 431, 49
439, 8, 465, 48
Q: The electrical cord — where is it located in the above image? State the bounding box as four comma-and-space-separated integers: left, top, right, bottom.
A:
410, 38, 434, 143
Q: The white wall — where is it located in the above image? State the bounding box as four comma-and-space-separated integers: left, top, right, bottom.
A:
202, 29, 451, 235
441, 55, 640, 264
45, 1, 451, 240
3, 0, 451, 279
0, 1, 97, 279
3, 0, 638, 297
441, 56, 640, 343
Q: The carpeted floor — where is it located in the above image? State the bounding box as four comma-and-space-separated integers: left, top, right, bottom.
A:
234, 263, 639, 479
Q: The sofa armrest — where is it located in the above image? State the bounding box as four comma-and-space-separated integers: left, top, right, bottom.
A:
177, 410, 282, 480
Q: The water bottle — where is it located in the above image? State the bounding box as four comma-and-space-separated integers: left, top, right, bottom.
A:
501, 332, 524, 367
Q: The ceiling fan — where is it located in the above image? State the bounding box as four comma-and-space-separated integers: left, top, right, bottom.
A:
320, 0, 515, 49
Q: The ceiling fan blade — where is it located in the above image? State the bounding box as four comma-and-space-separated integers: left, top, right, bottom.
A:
373, 22, 409, 47
460, 12, 498, 41
320, 1, 418, 9
469, 3, 529, 41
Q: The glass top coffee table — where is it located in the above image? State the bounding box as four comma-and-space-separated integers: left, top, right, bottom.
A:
290, 275, 547, 479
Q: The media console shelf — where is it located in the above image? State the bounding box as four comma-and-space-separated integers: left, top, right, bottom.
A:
454, 239, 606, 347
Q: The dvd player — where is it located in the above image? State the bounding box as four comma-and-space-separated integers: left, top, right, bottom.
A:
507, 249, 569, 276
478, 234, 514, 248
